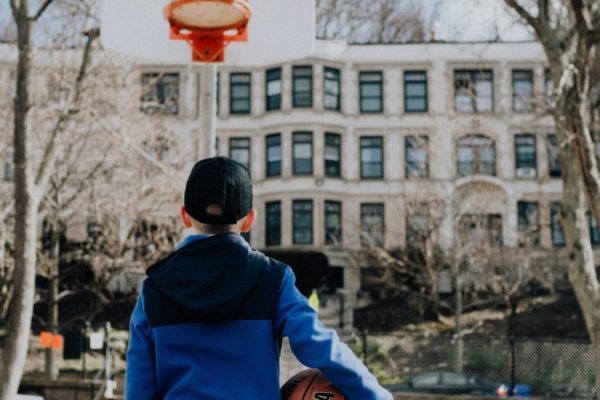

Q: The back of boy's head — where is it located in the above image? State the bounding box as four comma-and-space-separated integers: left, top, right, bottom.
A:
184, 157, 253, 225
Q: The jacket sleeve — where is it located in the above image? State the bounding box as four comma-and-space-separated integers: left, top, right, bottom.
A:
274, 267, 393, 400
126, 285, 160, 400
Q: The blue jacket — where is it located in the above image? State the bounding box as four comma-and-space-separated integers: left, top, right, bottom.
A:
126, 233, 392, 400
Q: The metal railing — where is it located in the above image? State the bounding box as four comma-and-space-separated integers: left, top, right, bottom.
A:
349, 333, 595, 397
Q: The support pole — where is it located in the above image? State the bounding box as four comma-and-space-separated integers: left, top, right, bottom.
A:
197, 64, 218, 160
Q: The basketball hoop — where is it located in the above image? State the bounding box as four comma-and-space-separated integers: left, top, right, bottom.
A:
164, 0, 252, 63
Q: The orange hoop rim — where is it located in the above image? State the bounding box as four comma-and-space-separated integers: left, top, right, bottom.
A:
164, 0, 252, 34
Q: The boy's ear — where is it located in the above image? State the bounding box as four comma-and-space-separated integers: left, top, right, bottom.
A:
241, 209, 257, 233
179, 206, 194, 228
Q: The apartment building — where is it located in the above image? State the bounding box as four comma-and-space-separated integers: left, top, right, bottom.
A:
3, 40, 592, 328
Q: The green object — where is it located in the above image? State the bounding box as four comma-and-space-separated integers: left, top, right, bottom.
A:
309, 289, 320, 312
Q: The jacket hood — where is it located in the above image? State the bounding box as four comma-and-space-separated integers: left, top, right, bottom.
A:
145, 233, 266, 320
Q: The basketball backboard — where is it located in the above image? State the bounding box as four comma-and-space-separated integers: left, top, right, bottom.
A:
100, 0, 316, 66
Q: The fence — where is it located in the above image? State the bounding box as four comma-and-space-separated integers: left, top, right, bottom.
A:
349, 333, 596, 397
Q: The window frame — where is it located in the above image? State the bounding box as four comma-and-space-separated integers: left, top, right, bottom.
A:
292, 131, 313, 176
360, 136, 384, 180
265, 67, 282, 111
406, 203, 430, 244
229, 72, 252, 115
454, 69, 494, 113
324, 133, 342, 178
324, 201, 342, 245
517, 201, 540, 247
265, 201, 282, 246
359, 71, 384, 113
266, 133, 282, 177
404, 70, 428, 113
514, 134, 537, 177
293, 200, 314, 245
512, 69, 534, 113
229, 137, 251, 170
292, 65, 313, 108
360, 203, 385, 247
551, 202, 566, 247
140, 72, 180, 116
457, 134, 496, 177
323, 67, 341, 111
547, 134, 562, 177
405, 135, 429, 178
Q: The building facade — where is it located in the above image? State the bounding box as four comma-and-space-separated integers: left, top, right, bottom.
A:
3, 40, 592, 328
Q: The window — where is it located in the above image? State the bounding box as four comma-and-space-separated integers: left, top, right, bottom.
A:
517, 201, 540, 246
293, 200, 313, 244
459, 214, 503, 246
229, 138, 251, 170
361, 204, 384, 246
406, 203, 430, 244
360, 71, 383, 113
512, 69, 534, 112
266, 134, 281, 177
141, 72, 179, 115
4, 161, 13, 182
551, 203, 565, 247
405, 136, 429, 178
411, 372, 440, 387
230, 73, 251, 114
325, 133, 341, 177
548, 134, 561, 177
325, 201, 342, 245
441, 373, 469, 386
404, 71, 428, 112
324, 67, 341, 111
589, 213, 600, 246
454, 69, 494, 113
266, 68, 282, 111
457, 135, 496, 176
265, 201, 281, 246
515, 134, 537, 178
360, 136, 384, 179
292, 66, 313, 107
293, 132, 313, 175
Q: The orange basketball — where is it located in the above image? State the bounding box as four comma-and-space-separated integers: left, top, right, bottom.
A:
281, 369, 346, 400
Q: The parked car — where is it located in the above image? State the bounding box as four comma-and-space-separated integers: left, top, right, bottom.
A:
16, 395, 44, 400
387, 371, 510, 397
546, 385, 596, 399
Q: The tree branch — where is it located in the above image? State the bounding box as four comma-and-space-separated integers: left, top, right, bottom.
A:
9, 0, 19, 16
1, 202, 14, 222
29, 0, 54, 21
34, 28, 99, 207
504, 0, 540, 31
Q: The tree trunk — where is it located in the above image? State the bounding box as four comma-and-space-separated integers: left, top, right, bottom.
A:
558, 109, 600, 399
0, 3, 38, 399
452, 261, 463, 372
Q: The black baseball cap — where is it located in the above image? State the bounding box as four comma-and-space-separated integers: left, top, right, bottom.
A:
184, 157, 253, 225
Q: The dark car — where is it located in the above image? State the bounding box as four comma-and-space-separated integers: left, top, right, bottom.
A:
388, 371, 501, 396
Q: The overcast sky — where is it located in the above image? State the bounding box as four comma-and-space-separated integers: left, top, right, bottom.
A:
0, 0, 534, 42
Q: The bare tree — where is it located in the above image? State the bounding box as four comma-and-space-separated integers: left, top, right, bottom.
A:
316, 0, 427, 44
502, 0, 600, 396
0, 0, 100, 395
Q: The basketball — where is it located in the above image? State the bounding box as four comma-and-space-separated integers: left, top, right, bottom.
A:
281, 369, 346, 400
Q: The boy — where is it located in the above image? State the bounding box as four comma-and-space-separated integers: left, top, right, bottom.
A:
126, 157, 393, 399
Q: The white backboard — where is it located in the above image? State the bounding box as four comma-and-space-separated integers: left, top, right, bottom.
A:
101, 0, 315, 66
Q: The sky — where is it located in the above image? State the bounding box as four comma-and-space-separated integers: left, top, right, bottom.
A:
0, 0, 534, 43
421, 0, 533, 42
